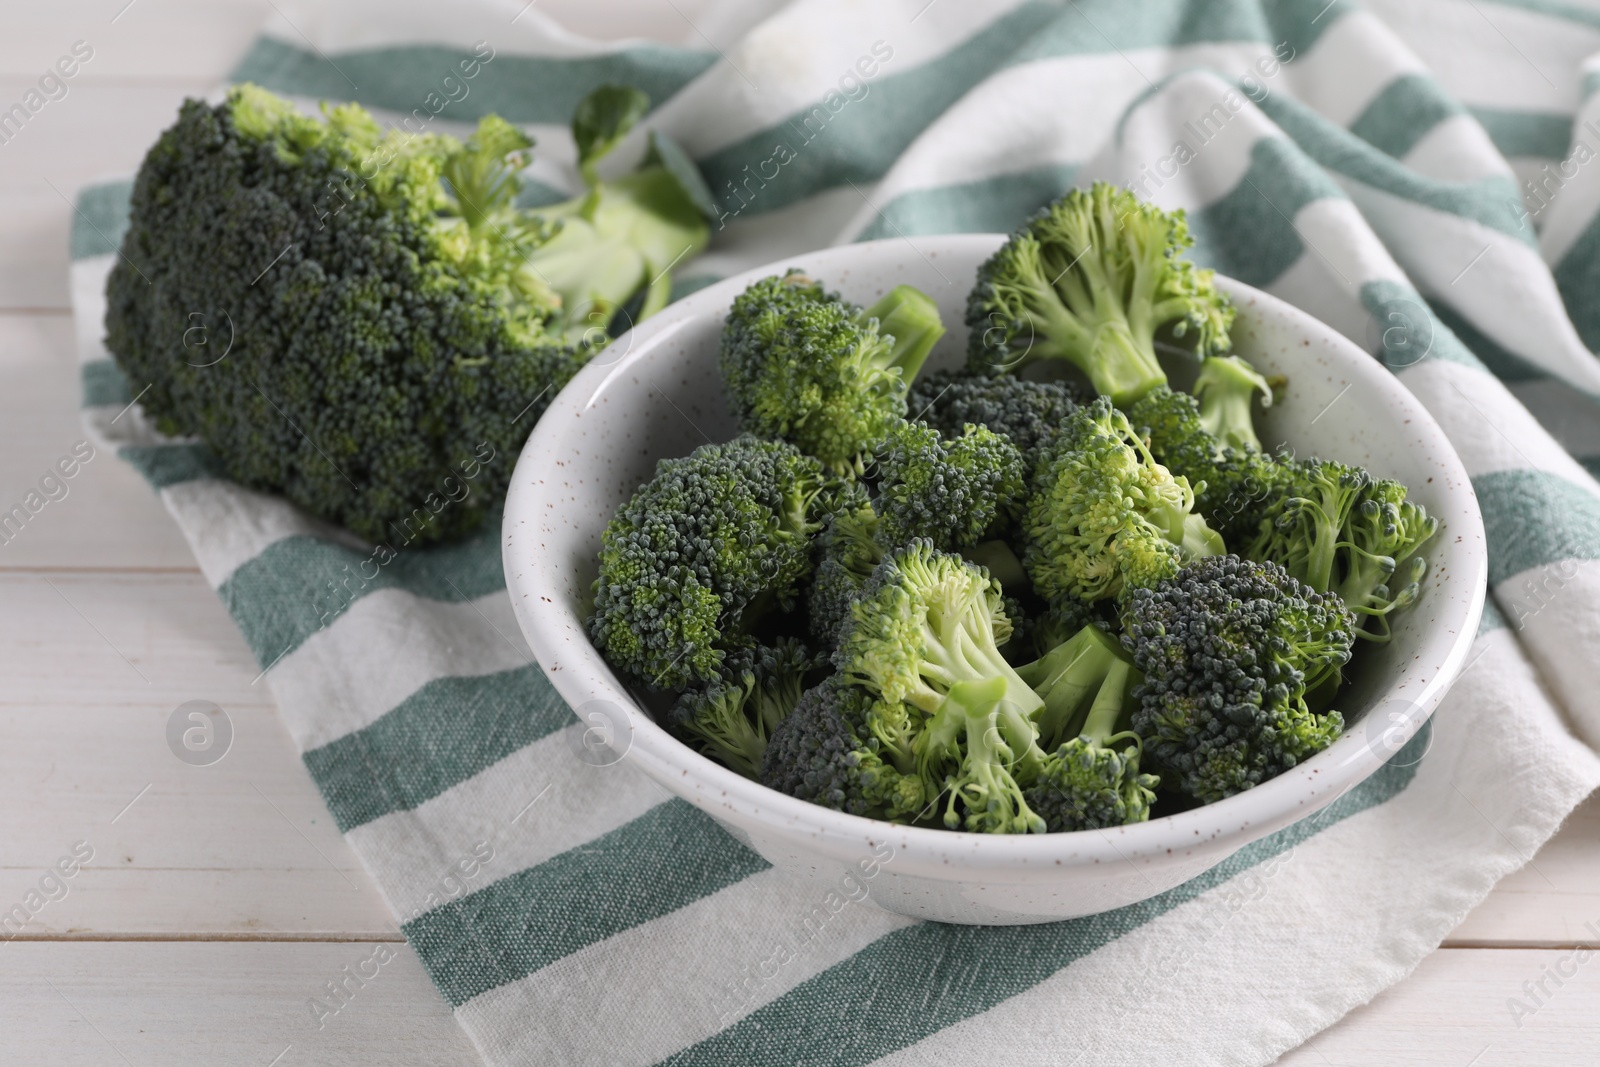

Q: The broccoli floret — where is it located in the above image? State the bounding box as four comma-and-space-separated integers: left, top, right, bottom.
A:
105, 84, 707, 544
1126, 385, 1289, 547
835, 543, 1051, 832
837, 542, 1042, 719
589, 435, 840, 689
760, 677, 927, 822
1018, 625, 1157, 831
667, 638, 818, 779
965, 182, 1234, 404
916, 676, 1049, 833
1193, 355, 1273, 453
720, 273, 946, 474
1024, 397, 1224, 603
1333, 479, 1439, 640
907, 368, 1083, 464
806, 501, 885, 650
875, 419, 1027, 550
1248, 458, 1371, 594
1123, 555, 1355, 803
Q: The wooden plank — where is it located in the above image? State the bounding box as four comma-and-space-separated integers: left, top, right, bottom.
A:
0, 941, 480, 1067
1447, 791, 1600, 948
1276, 948, 1600, 1065
0, 314, 197, 570
0, 574, 398, 937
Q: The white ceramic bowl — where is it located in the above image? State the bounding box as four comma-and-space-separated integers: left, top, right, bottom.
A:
503, 234, 1486, 925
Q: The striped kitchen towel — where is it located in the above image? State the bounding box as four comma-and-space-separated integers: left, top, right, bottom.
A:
71, 0, 1600, 1063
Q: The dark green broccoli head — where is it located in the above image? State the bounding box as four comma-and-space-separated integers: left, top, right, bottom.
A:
719, 273, 944, 474
875, 419, 1027, 551
667, 637, 820, 779
760, 676, 926, 822
590, 435, 841, 689
964, 182, 1233, 403
806, 500, 885, 650
105, 84, 705, 545
1123, 554, 1354, 804
1024, 396, 1224, 604
907, 368, 1082, 463
1027, 736, 1158, 832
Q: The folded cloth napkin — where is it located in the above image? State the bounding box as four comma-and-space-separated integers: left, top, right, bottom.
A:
72, 0, 1600, 1063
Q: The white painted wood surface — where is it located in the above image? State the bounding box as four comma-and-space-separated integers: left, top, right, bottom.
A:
1, 2, 1595, 1063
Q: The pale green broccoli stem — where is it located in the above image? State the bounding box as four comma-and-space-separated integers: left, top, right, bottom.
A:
1195, 355, 1272, 452
1049, 222, 1169, 405
1017, 625, 1136, 751
860, 285, 946, 381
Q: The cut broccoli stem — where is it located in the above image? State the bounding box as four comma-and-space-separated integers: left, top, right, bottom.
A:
1016, 624, 1139, 751
862, 285, 946, 380
1194, 355, 1272, 453
1085, 322, 1168, 406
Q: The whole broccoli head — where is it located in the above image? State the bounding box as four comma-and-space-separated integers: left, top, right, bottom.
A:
1123, 554, 1354, 804
105, 84, 708, 544
720, 272, 946, 474
589, 435, 841, 690
965, 182, 1234, 404
1024, 396, 1225, 604
760, 676, 927, 822
874, 419, 1027, 551
667, 637, 819, 779
1020, 623, 1157, 832
907, 368, 1082, 464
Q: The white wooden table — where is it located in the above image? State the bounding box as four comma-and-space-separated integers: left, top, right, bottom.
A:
3, 3, 1597, 1063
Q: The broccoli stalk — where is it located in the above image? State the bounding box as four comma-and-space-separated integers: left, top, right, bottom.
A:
1016, 623, 1138, 750
965, 182, 1234, 404
865, 285, 947, 377
1194, 355, 1273, 453
1022, 626, 1158, 832
720, 272, 945, 474
522, 85, 711, 337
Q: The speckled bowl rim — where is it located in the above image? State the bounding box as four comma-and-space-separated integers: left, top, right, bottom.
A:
504, 234, 1487, 879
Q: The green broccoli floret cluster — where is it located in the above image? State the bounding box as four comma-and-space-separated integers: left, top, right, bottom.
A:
965, 182, 1234, 403
590, 184, 1439, 829
106, 83, 709, 544
1024, 396, 1223, 603
588, 435, 842, 690
1123, 555, 1354, 803
874, 418, 1027, 551
668, 638, 820, 779
720, 273, 946, 474
908, 368, 1083, 466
